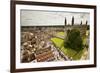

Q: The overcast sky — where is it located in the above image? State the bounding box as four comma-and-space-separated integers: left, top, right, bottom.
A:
21, 10, 90, 26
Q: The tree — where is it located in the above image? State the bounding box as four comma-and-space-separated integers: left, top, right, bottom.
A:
64, 29, 83, 51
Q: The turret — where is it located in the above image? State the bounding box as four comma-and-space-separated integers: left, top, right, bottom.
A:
72, 16, 74, 26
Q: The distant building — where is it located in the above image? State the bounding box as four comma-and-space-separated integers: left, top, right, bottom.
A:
64, 16, 89, 37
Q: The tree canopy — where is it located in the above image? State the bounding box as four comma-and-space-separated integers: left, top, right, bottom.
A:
64, 29, 83, 51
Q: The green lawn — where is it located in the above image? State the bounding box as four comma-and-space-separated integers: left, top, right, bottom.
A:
51, 37, 84, 60
55, 32, 65, 39
51, 38, 64, 48
56, 32, 65, 36
61, 47, 77, 59
73, 49, 84, 60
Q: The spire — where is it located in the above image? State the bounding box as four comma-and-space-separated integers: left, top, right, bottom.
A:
72, 16, 74, 26
80, 20, 82, 25
65, 17, 67, 26
86, 20, 88, 25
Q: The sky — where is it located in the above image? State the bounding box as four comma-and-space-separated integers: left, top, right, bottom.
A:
21, 10, 90, 26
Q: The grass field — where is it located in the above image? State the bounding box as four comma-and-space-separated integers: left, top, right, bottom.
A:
55, 32, 65, 39
51, 38, 63, 48
51, 32, 85, 60
61, 47, 76, 58
56, 32, 65, 36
